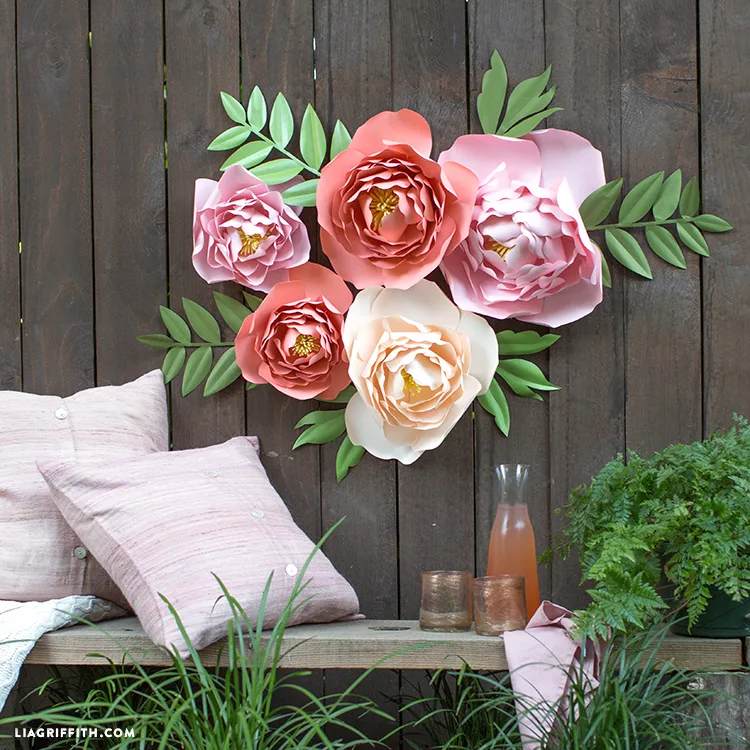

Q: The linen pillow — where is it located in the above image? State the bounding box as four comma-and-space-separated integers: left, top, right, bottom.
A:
39, 436, 360, 656
0, 370, 167, 604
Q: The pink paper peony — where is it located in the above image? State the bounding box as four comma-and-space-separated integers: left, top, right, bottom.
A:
317, 110, 478, 290
235, 263, 352, 400
193, 165, 310, 293
438, 129, 606, 328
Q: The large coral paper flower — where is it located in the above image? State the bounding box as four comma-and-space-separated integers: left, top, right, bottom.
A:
317, 110, 478, 290
343, 280, 498, 465
438, 129, 606, 328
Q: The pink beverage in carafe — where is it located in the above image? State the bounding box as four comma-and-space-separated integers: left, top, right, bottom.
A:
486, 465, 540, 617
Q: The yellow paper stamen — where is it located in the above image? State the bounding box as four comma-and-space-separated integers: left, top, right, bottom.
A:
239, 227, 276, 257
483, 234, 513, 260
369, 187, 399, 231
401, 369, 422, 396
290, 334, 321, 359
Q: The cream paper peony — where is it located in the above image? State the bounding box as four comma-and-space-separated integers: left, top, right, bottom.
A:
343, 280, 498, 464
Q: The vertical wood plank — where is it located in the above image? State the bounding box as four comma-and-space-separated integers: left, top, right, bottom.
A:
621, 0, 702, 457
315, 0, 399, 743
240, 0, 321, 538
701, 0, 750, 431
164, 1, 245, 450
545, 0, 625, 609
17, 0, 94, 396
469, 2, 552, 599
390, 0, 475, 620
0, 0, 20, 390
91, 0, 166, 385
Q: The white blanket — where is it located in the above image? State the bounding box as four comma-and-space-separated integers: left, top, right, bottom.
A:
0, 597, 125, 711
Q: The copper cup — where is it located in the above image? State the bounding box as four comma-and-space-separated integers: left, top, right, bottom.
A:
473, 575, 527, 636
419, 571, 473, 632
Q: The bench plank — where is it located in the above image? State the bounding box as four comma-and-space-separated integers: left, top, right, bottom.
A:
25, 618, 744, 672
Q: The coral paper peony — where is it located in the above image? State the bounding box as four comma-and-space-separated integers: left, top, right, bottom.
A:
317, 110, 478, 290
235, 263, 353, 400
343, 280, 498, 464
438, 129, 606, 328
193, 165, 310, 293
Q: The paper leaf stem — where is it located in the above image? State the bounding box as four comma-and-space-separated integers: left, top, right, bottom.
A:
497, 330, 560, 356
477, 379, 510, 436
496, 359, 560, 401
336, 436, 366, 482
293, 410, 347, 449
477, 50, 508, 135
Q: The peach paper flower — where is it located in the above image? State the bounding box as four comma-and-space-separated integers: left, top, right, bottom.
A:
235, 263, 352, 400
438, 129, 606, 328
317, 110, 478, 290
343, 280, 498, 465
193, 164, 310, 293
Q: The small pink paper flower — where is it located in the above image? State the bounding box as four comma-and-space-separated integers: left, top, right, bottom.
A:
235, 263, 353, 400
193, 165, 310, 293
317, 110, 478, 290
438, 130, 606, 328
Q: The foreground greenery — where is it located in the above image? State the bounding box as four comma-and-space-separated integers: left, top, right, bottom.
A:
546, 417, 750, 640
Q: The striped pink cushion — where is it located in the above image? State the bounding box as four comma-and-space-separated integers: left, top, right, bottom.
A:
39, 437, 360, 656
0, 371, 168, 604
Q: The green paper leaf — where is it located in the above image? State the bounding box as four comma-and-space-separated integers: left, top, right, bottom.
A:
207, 125, 252, 152
300, 104, 326, 170
580, 178, 624, 229
138, 333, 174, 350
160, 306, 191, 344
220, 91, 247, 125
247, 86, 268, 129
243, 292, 263, 311
295, 409, 345, 429
693, 214, 733, 233
251, 159, 304, 185
497, 330, 560, 356
645, 225, 686, 269
499, 66, 552, 134
182, 346, 213, 396
204, 347, 242, 396
604, 228, 653, 279
213, 292, 252, 334
162, 346, 186, 384
220, 141, 273, 171
293, 410, 346, 448
318, 384, 356, 404
477, 379, 510, 436
677, 222, 710, 257
269, 93, 294, 148
336, 436, 365, 482
595, 242, 612, 288
502, 107, 563, 138
477, 50, 508, 136
282, 179, 319, 208
496, 359, 560, 401
330, 120, 352, 160
183, 298, 221, 344
618, 171, 664, 224
246, 381, 259, 391
679, 176, 700, 218
653, 169, 682, 221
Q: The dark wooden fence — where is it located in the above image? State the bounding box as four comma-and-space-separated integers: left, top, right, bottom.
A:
1, 0, 749, 729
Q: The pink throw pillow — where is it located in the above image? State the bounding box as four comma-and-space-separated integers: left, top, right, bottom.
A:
39, 437, 360, 656
0, 370, 167, 604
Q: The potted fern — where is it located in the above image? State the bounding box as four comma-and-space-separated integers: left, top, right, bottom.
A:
549, 417, 750, 639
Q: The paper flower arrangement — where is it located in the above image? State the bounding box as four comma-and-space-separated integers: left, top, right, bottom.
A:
140, 51, 732, 480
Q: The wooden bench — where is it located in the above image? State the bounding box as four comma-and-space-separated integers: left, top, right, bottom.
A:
26, 618, 745, 671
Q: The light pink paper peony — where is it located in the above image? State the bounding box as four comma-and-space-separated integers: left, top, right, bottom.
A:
317, 110, 478, 290
235, 263, 353, 400
193, 165, 310, 292
438, 129, 606, 328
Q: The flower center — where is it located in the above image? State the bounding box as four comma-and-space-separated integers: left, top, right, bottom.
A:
401, 369, 422, 396
483, 234, 513, 260
239, 227, 275, 257
369, 187, 399, 231
290, 334, 321, 359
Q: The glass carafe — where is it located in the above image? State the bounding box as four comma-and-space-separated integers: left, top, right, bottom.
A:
486, 464, 540, 617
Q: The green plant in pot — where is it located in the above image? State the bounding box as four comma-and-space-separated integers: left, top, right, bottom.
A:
547, 416, 750, 640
